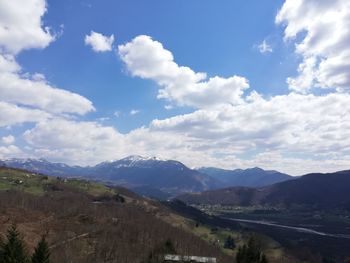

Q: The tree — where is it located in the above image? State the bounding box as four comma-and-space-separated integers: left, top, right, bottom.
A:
146, 239, 176, 263
224, 235, 235, 250
260, 254, 268, 263
236, 237, 268, 263
31, 236, 50, 263
0, 224, 28, 263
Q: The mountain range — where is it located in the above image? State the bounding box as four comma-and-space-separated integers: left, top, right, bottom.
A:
0, 156, 292, 197
178, 170, 350, 210
197, 167, 292, 187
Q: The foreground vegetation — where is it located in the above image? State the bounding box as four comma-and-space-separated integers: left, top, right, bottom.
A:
3, 166, 342, 262
0, 225, 50, 263
0, 167, 233, 262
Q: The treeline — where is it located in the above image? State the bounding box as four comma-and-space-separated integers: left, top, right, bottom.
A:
0, 225, 50, 263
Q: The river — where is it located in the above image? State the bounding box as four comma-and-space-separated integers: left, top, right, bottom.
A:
225, 217, 350, 239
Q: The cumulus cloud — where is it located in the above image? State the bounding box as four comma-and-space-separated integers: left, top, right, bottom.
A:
18, 90, 350, 174
118, 35, 249, 108
1, 135, 15, 145
0, 102, 50, 127
0, 0, 54, 54
151, 92, 350, 155
130, 109, 140, 115
0, 145, 23, 159
23, 118, 125, 165
148, 91, 350, 174
0, 1, 94, 129
276, 0, 350, 92
0, 61, 95, 115
85, 31, 114, 52
258, 40, 273, 53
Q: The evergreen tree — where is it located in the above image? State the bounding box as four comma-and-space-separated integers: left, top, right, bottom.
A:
0, 224, 28, 263
163, 239, 176, 254
146, 239, 176, 263
0, 237, 4, 260
260, 254, 268, 263
31, 236, 50, 263
236, 237, 268, 263
224, 235, 235, 250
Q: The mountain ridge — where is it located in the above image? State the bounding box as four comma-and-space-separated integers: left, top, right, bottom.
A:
197, 166, 292, 187
177, 169, 350, 210
1, 156, 292, 197
0, 156, 219, 195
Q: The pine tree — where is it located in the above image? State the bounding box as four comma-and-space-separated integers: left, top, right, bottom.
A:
224, 235, 235, 250
236, 237, 268, 263
146, 239, 176, 263
31, 236, 50, 263
0, 224, 28, 263
260, 254, 268, 263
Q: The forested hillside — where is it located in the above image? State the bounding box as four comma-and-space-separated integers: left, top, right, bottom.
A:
0, 167, 232, 262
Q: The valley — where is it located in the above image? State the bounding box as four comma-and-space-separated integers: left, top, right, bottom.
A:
1, 160, 350, 262
176, 170, 350, 262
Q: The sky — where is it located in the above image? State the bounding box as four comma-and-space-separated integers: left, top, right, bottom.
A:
1, 0, 350, 175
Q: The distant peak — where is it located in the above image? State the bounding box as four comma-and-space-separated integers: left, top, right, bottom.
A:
122, 155, 165, 162
247, 167, 264, 171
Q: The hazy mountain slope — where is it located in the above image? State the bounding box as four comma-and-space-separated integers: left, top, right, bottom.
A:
178, 170, 350, 210
0, 158, 86, 177
198, 167, 292, 187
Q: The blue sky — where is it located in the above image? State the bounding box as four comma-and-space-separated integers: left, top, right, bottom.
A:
1, 0, 350, 175
18, 0, 294, 132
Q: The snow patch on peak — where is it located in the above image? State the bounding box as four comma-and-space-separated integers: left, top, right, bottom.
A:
122, 155, 166, 162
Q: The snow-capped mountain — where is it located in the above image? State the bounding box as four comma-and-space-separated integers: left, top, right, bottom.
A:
96, 155, 171, 169
0, 156, 221, 195
90, 155, 220, 193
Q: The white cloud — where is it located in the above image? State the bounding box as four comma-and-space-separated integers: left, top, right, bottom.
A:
258, 40, 273, 53
98, 117, 110, 122
23, 118, 125, 165
0, 0, 95, 139
18, 90, 350, 175
0, 0, 95, 129
0, 54, 20, 72
118, 35, 249, 108
148, 91, 350, 174
0, 0, 54, 54
276, 0, 350, 92
113, 111, 121, 117
130, 109, 140, 115
0, 63, 95, 115
0, 102, 50, 127
0, 145, 23, 159
164, 105, 173, 110
85, 31, 114, 52
1, 135, 15, 145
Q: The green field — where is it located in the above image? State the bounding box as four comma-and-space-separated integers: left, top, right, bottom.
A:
0, 167, 116, 196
